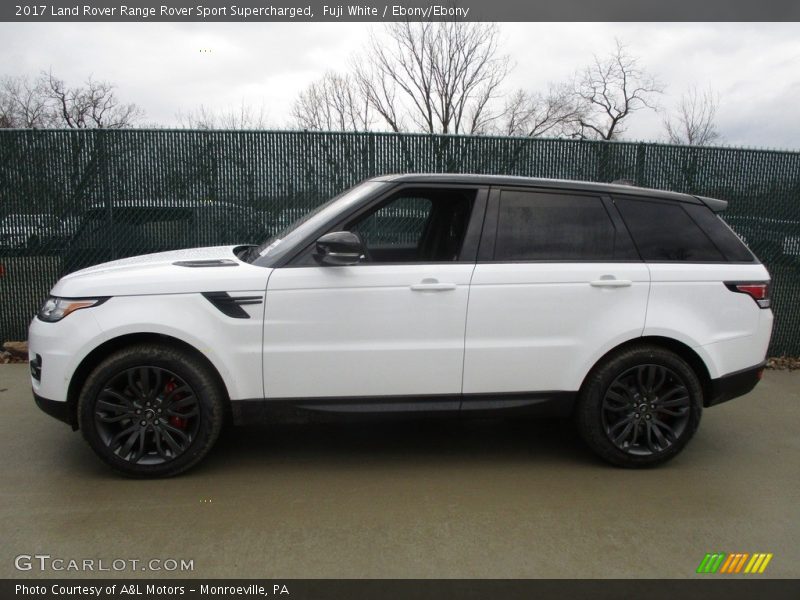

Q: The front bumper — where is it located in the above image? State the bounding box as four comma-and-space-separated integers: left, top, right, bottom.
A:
706, 362, 766, 407
33, 392, 76, 429
28, 309, 105, 403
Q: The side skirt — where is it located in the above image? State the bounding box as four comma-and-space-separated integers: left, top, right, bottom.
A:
230, 392, 576, 425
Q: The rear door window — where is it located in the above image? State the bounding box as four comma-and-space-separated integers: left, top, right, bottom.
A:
493, 190, 636, 261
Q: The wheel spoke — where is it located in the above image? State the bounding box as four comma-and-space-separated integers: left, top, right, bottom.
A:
99, 388, 134, 408
652, 418, 677, 441
651, 368, 667, 394
645, 422, 661, 453
639, 365, 657, 393
654, 406, 688, 417
118, 429, 142, 460
608, 414, 634, 433
168, 407, 199, 419
113, 427, 139, 456
163, 385, 192, 405
656, 386, 686, 403
649, 420, 670, 450
612, 420, 635, 446
161, 427, 186, 453
153, 429, 169, 459
656, 395, 690, 408
630, 421, 641, 447
636, 366, 649, 392
96, 399, 129, 414
149, 368, 163, 400
131, 430, 147, 463
167, 395, 197, 411
608, 382, 635, 399
96, 412, 132, 424
126, 369, 139, 396
108, 424, 138, 451
605, 389, 632, 409
138, 367, 150, 397
162, 422, 190, 445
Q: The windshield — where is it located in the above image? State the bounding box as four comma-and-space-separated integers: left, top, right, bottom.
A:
248, 180, 386, 263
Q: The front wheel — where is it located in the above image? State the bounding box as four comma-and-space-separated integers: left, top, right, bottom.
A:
575, 345, 703, 468
78, 344, 225, 477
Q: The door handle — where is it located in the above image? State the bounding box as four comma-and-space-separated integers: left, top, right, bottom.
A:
410, 279, 457, 292
590, 278, 633, 288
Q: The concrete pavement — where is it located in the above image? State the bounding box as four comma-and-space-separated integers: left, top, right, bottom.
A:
1, 364, 798, 578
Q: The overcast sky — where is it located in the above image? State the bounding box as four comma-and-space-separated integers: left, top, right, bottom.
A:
2, 22, 799, 149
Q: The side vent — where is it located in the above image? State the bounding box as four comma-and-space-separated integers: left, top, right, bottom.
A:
202, 292, 263, 319
174, 259, 239, 268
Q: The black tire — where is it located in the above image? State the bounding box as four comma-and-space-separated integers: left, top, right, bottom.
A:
575, 344, 703, 468
78, 344, 225, 477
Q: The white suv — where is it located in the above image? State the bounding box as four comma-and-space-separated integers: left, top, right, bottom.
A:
28, 175, 773, 477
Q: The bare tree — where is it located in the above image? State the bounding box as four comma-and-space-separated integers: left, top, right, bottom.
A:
663, 86, 721, 146
500, 85, 582, 137
1, 71, 143, 129
43, 71, 144, 129
0, 75, 56, 128
354, 21, 510, 134
292, 71, 373, 131
571, 39, 663, 140
176, 100, 269, 130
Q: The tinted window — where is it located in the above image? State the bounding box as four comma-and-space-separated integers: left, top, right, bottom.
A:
351, 196, 433, 249
615, 198, 724, 262
493, 191, 627, 261
345, 189, 475, 263
683, 204, 755, 262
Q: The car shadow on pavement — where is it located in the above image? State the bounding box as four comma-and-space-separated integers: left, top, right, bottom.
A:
204, 416, 593, 473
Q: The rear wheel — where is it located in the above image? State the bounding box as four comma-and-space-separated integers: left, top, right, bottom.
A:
575, 345, 703, 467
78, 344, 225, 477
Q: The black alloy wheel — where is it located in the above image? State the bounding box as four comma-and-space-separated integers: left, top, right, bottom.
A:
94, 366, 201, 465
575, 345, 703, 468
78, 344, 224, 477
601, 364, 691, 456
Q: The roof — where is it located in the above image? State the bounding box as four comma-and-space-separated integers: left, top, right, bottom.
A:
371, 174, 728, 212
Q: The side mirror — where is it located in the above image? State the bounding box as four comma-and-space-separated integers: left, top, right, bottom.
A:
314, 231, 365, 266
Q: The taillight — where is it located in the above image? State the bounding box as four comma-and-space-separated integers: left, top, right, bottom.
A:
725, 282, 770, 308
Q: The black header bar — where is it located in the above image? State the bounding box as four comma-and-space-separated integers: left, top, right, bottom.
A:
3, 579, 800, 600
3, 0, 800, 22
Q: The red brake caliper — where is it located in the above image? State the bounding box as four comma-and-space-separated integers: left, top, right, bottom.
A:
164, 379, 188, 429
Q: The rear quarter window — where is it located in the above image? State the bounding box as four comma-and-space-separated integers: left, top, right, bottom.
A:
682, 203, 756, 262
615, 197, 727, 262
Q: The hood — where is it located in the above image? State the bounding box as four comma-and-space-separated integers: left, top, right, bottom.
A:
51, 245, 271, 298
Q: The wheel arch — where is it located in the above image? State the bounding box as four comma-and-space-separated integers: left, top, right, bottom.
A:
66, 332, 231, 430
580, 336, 713, 401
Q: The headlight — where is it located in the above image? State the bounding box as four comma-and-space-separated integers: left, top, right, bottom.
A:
37, 297, 107, 322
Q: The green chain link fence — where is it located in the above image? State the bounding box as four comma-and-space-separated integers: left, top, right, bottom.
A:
1, 129, 798, 353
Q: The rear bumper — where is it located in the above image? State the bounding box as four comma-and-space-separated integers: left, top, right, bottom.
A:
33, 392, 77, 429
706, 362, 766, 408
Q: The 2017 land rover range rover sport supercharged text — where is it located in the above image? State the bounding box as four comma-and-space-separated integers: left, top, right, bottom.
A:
28, 175, 773, 477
